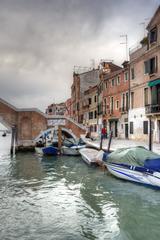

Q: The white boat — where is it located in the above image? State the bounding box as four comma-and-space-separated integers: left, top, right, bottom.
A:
104, 147, 160, 189
61, 144, 86, 156
79, 148, 105, 166
106, 162, 160, 189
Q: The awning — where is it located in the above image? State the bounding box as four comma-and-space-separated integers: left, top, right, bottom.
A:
148, 79, 160, 87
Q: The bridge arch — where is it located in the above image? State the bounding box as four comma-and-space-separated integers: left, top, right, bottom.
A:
0, 98, 86, 151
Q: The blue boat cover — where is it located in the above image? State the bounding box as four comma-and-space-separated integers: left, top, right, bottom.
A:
144, 158, 160, 172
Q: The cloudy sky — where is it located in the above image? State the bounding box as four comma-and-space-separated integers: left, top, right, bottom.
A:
0, 0, 159, 111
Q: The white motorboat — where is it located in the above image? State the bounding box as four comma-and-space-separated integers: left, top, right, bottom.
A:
79, 148, 105, 166
61, 144, 86, 156
106, 162, 160, 189
104, 147, 160, 189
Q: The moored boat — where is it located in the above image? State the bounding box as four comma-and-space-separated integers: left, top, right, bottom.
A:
104, 147, 160, 189
79, 148, 107, 166
42, 146, 58, 156
2, 132, 6, 137
61, 144, 86, 156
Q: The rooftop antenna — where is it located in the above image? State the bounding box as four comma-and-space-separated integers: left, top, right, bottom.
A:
120, 34, 128, 61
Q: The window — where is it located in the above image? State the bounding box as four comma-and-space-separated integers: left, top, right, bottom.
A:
49, 108, 52, 113
150, 57, 157, 74
122, 93, 125, 111
131, 92, 134, 109
117, 76, 120, 85
131, 68, 135, 79
116, 100, 119, 110
105, 82, 108, 88
130, 122, 134, 134
125, 72, 128, 81
88, 98, 92, 105
89, 112, 93, 119
144, 57, 157, 74
144, 60, 149, 74
143, 121, 148, 134
94, 110, 97, 119
111, 97, 114, 112
144, 88, 149, 106
111, 79, 115, 86
94, 95, 97, 102
126, 92, 129, 111
150, 27, 157, 44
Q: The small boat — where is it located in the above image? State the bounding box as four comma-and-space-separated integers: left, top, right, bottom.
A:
2, 132, 6, 137
42, 146, 58, 156
79, 148, 108, 166
61, 144, 86, 156
104, 147, 160, 189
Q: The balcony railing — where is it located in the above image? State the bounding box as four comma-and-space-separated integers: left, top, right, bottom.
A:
119, 107, 128, 113
145, 104, 160, 114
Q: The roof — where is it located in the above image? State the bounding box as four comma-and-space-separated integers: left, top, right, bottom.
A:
147, 5, 160, 30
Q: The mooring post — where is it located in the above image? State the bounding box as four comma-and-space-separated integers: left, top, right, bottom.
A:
100, 134, 103, 150
107, 130, 113, 152
149, 116, 152, 151
58, 125, 62, 153
10, 126, 16, 155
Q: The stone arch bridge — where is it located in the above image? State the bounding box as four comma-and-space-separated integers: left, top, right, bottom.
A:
0, 98, 86, 151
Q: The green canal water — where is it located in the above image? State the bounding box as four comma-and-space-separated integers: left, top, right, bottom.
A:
0, 135, 160, 240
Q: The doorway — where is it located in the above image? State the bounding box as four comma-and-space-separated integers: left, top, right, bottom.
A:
125, 123, 128, 139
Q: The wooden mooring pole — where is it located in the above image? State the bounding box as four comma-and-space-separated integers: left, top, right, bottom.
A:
107, 130, 113, 152
58, 125, 62, 153
10, 126, 16, 155
149, 116, 152, 151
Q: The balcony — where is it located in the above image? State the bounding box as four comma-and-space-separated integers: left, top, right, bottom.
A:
145, 104, 160, 114
119, 107, 128, 113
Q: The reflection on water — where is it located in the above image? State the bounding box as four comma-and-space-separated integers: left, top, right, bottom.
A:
0, 135, 160, 240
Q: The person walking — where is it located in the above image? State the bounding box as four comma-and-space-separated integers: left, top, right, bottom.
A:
101, 127, 106, 140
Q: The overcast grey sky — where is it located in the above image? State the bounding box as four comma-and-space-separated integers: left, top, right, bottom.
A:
0, 0, 159, 111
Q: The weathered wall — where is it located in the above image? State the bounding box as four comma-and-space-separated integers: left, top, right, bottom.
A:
17, 111, 47, 146
0, 100, 17, 127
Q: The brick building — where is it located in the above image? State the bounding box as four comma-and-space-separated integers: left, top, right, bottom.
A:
71, 68, 100, 123
46, 102, 66, 115
102, 61, 129, 138
97, 62, 122, 134
83, 85, 98, 132
129, 6, 160, 142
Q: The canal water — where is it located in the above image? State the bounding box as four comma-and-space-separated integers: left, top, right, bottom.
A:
0, 135, 160, 240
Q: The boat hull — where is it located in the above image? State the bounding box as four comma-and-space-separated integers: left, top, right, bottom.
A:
61, 145, 86, 156
79, 148, 103, 166
42, 146, 58, 156
106, 163, 160, 188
